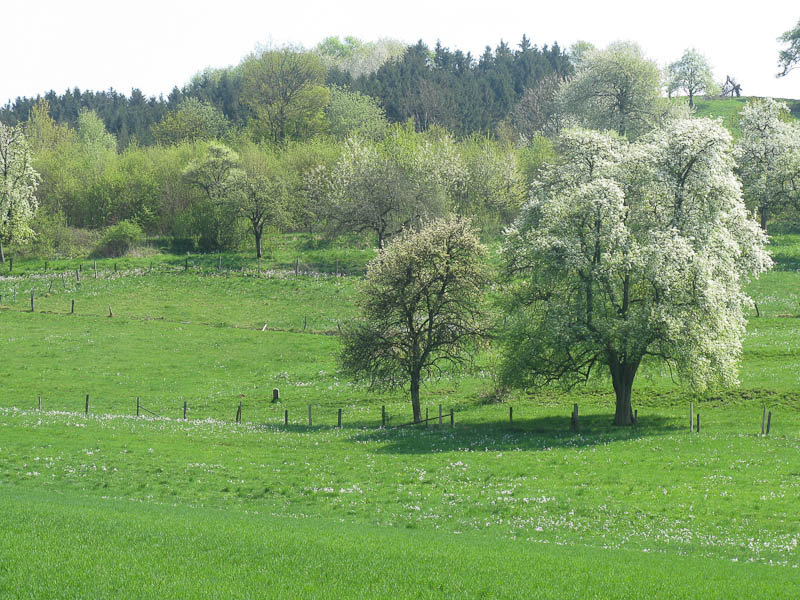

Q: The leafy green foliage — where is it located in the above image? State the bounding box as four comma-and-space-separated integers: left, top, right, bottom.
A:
93, 220, 144, 257
341, 216, 489, 421
325, 86, 388, 141
240, 49, 330, 143
777, 17, 800, 77
152, 98, 230, 145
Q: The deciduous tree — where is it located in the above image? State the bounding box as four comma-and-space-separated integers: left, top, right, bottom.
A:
152, 98, 229, 145
316, 126, 452, 248
560, 41, 662, 138
777, 18, 800, 77
240, 48, 329, 143
735, 98, 800, 230
665, 48, 717, 108
237, 144, 288, 258
500, 120, 771, 425
0, 123, 39, 262
340, 216, 490, 423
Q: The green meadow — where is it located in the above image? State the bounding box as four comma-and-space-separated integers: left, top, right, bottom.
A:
0, 235, 798, 598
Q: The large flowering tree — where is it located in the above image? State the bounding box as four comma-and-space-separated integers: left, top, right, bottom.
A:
0, 123, 39, 263
500, 119, 771, 425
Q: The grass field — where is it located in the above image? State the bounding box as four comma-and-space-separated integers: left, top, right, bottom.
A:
0, 234, 798, 598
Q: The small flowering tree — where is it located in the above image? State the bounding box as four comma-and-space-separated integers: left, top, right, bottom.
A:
501, 120, 771, 425
0, 123, 39, 263
665, 48, 717, 108
340, 216, 490, 423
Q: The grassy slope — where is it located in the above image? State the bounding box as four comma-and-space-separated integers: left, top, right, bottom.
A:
692, 96, 800, 138
0, 236, 799, 597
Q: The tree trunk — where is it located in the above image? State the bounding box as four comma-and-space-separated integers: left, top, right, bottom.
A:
410, 371, 422, 424
760, 206, 768, 231
0, 241, 4, 264
254, 227, 263, 259
610, 361, 639, 426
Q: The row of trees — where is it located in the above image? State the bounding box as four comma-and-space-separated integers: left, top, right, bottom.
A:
1, 95, 533, 259
0, 36, 568, 147
4, 37, 799, 262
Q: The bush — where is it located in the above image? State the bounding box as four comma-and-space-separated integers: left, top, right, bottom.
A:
93, 220, 144, 257
20, 212, 102, 259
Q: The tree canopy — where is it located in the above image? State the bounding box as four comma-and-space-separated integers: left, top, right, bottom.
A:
500, 120, 771, 425
777, 18, 800, 77
560, 41, 662, 138
340, 215, 489, 423
0, 123, 40, 261
665, 48, 716, 108
735, 98, 800, 230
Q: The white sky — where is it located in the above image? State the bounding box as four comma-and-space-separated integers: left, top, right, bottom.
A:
2, 0, 798, 106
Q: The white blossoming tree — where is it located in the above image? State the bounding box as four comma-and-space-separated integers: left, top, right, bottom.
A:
734, 98, 800, 231
559, 41, 663, 138
501, 120, 771, 425
0, 123, 40, 263
665, 48, 717, 108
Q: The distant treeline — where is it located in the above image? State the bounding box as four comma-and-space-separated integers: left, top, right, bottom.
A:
0, 36, 571, 147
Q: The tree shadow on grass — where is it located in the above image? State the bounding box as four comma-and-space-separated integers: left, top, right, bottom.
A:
349, 412, 685, 455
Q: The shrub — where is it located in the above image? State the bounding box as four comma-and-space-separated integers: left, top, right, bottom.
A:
93, 220, 144, 257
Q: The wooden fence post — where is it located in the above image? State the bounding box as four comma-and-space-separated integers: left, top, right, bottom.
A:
308, 405, 312, 427
38, 395, 42, 411
272, 388, 280, 402
136, 397, 140, 417
509, 406, 513, 426
381, 405, 386, 428
85, 394, 89, 416
766, 411, 772, 435
571, 404, 579, 431
634, 409, 638, 426
690, 402, 694, 432
76, 269, 80, 283
94, 261, 97, 279
425, 407, 428, 426
71, 299, 75, 314
450, 409, 454, 428
8, 257, 12, 272
696, 413, 700, 433
30, 290, 34, 312
184, 401, 187, 420
285, 409, 288, 426
338, 408, 342, 428
761, 405, 766, 436
439, 404, 443, 426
